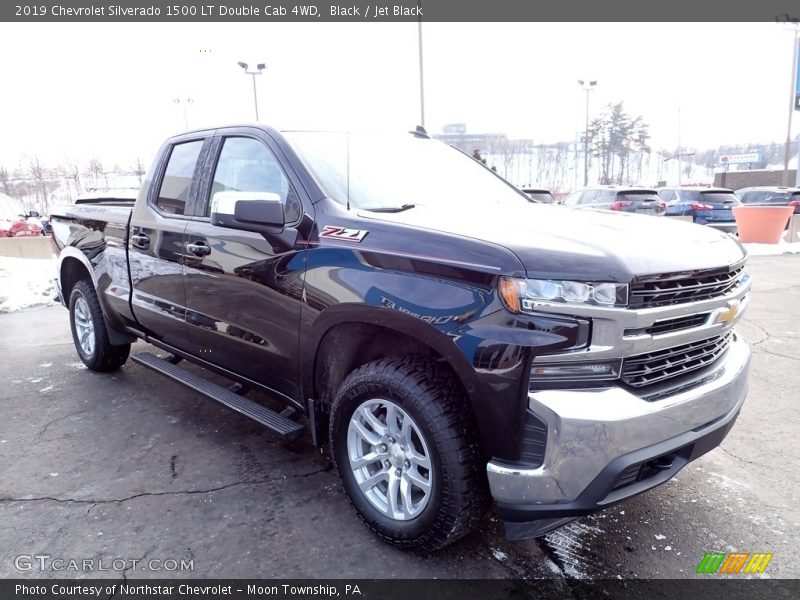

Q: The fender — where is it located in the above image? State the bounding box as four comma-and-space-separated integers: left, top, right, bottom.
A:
58, 248, 136, 346
299, 303, 505, 453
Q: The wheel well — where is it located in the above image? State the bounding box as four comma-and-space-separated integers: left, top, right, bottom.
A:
60, 257, 92, 303
314, 322, 463, 412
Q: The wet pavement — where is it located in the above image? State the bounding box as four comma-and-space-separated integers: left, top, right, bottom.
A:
0, 255, 798, 579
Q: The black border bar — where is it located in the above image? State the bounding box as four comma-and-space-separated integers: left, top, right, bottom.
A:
3, 0, 800, 22
3, 579, 800, 600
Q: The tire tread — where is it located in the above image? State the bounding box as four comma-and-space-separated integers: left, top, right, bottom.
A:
329, 355, 488, 552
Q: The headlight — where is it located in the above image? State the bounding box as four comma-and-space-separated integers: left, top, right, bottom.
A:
499, 277, 628, 313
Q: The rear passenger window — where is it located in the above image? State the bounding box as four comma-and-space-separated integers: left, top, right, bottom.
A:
156, 140, 204, 215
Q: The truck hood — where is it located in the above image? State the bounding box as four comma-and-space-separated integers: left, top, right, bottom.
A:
359, 203, 746, 282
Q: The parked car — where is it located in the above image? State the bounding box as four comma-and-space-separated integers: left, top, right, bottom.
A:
562, 186, 666, 215
50, 126, 750, 551
23, 210, 47, 236
520, 188, 556, 203
734, 186, 800, 215
0, 215, 43, 237
657, 186, 740, 233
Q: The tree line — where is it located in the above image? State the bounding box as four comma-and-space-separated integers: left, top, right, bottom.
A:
0, 157, 146, 214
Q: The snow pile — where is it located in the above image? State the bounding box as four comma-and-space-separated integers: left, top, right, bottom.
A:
0, 257, 58, 313
743, 239, 800, 256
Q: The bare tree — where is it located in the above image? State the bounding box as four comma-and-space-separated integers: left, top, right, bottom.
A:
29, 156, 48, 213
0, 165, 10, 196
133, 157, 146, 185
88, 158, 104, 189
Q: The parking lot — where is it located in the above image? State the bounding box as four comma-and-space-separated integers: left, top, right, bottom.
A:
0, 255, 798, 579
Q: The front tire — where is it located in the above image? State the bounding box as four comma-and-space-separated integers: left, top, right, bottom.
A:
329, 356, 488, 551
69, 279, 130, 372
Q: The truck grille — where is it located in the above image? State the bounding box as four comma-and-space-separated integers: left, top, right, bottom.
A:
621, 332, 733, 388
644, 313, 709, 335
629, 265, 744, 308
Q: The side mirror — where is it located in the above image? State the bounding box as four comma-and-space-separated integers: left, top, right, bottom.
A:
211, 191, 285, 233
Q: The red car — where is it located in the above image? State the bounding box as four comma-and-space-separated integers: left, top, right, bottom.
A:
0, 217, 43, 237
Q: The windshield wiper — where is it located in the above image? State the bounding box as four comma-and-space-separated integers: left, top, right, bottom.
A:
360, 204, 417, 213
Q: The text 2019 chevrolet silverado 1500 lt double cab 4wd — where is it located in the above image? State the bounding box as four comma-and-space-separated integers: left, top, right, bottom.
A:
50, 126, 751, 551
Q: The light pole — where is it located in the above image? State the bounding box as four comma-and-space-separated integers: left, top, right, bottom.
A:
238, 61, 266, 121
173, 97, 193, 130
578, 80, 597, 186
664, 152, 695, 186
777, 15, 800, 186
417, 17, 425, 127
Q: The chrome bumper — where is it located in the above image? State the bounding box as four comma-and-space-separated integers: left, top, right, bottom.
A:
487, 333, 750, 508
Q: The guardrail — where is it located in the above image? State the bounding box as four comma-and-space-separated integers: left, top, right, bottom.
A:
0, 236, 54, 259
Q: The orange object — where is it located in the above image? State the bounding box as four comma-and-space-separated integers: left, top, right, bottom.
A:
733, 206, 793, 244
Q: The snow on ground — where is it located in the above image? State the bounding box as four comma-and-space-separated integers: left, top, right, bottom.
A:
0, 257, 58, 313
743, 239, 800, 256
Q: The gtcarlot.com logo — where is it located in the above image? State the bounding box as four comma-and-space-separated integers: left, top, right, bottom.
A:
696, 552, 773, 574
14, 554, 194, 572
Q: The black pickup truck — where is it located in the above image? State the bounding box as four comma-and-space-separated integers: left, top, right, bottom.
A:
50, 125, 751, 551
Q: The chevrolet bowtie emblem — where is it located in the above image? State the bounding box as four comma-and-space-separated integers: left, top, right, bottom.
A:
719, 300, 741, 324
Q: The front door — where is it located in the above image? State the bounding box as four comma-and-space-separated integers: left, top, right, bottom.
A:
182, 133, 309, 405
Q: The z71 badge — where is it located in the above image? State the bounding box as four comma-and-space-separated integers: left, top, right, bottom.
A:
320, 225, 369, 243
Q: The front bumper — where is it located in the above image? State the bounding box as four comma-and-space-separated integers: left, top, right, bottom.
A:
487, 334, 750, 539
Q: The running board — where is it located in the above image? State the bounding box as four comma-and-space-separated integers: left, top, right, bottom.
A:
132, 352, 304, 440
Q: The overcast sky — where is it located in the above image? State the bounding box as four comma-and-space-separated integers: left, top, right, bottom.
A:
0, 22, 797, 170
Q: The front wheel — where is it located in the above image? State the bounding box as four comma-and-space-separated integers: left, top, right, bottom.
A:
69, 279, 130, 372
329, 357, 488, 551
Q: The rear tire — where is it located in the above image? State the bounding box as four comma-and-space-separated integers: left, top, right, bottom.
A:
69, 279, 130, 372
329, 356, 488, 552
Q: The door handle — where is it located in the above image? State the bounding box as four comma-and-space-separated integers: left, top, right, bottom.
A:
186, 241, 211, 257
131, 233, 150, 249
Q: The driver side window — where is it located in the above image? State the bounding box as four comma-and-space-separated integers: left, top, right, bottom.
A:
207, 137, 302, 223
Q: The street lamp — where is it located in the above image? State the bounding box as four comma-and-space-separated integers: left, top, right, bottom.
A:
417, 1, 425, 127
578, 79, 597, 186
776, 15, 800, 186
663, 152, 695, 186
173, 97, 193, 130
238, 61, 266, 121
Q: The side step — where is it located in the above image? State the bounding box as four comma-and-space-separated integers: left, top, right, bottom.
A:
132, 352, 304, 440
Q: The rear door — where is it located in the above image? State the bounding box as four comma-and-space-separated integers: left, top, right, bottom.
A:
617, 190, 663, 215
181, 129, 310, 405
129, 135, 212, 349
700, 191, 739, 222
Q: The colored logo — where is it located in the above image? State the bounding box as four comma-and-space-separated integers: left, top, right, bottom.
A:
717, 300, 741, 325
696, 552, 773, 574
320, 225, 368, 243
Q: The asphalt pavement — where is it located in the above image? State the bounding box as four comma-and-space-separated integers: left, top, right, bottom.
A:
0, 255, 798, 579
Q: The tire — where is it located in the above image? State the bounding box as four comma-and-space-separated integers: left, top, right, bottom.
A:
69, 279, 130, 372
329, 356, 488, 551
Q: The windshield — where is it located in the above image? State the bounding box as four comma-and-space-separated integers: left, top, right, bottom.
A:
283, 131, 530, 211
